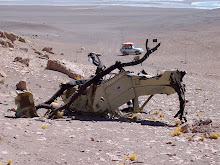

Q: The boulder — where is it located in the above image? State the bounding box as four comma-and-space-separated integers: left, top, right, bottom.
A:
46, 59, 85, 79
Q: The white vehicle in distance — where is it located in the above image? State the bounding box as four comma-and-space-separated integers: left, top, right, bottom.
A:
120, 42, 144, 56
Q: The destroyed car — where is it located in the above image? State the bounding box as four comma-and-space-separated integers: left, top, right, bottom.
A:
33, 39, 187, 123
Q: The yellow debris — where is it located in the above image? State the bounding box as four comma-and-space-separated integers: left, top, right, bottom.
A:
152, 110, 160, 115
139, 109, 144, 113
189, 137, 193, 141
126, 153, 136, 161
28, 89, 32, 93
175, 121, 181, 125
128, 114, 133, 117
114, 110, 121, 116
196, 113, 199, 116
75, 76, 81, 80
176, 127, 182, 132
41, 125, 47, 129
8, 159, 12, 165
118, 163, 125, 165
171, 127, 182, 136
210, 92, 214, 95
56, 112, 64, 118
199, 136, 206, 141
159, 113, 165, 117
54, 100, 59, 103
209, 132, 219, 139
171, 131, 181, 136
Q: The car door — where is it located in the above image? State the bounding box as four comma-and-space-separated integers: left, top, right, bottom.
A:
127, 46, 133, 54
131, 45, 136, 53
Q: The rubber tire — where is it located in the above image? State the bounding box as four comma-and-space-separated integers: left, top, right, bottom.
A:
135, 51, 139, 55
123, 51, 127, 56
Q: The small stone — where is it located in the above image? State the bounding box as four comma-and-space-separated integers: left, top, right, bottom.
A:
18, 37, 26, 43
20, 48, 28, 52
13, 57, 30, 67
42, 47, 52, 53
0, 67, 7, 77
16, 81, 27, 91
34, 51, 42, 55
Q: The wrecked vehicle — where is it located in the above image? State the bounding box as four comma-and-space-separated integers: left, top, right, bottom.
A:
35, 39, 187, 122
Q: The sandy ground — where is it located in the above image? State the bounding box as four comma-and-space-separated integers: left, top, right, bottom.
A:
0, 5, 220, 165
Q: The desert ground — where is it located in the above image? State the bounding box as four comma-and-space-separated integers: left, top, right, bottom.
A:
0, 5, 220, 165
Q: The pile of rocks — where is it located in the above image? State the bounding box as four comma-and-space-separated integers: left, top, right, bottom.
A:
0, 30, 26, 48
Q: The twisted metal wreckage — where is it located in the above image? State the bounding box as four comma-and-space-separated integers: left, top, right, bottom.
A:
34, 39, 187, 122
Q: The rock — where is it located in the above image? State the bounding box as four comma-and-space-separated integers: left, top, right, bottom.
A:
48, 51, 55, 54
180, 124, 188, 133
0, 30, 7, 38
4, 31, 17, 43
38, 54, 49, 60
42, 47, 52, 53
42, 54, 49, 59
7, 41, 14, 48
182, 118, 213, 134
0, 67, 7, 77
16, 81, 27, 91
18, 37, 26, 43
15, 90, 38, 118
0, 31, 15, 48
34, 51, 42, 55
46, 59, 85, 79
20, 48, 28, 52
0, 38, 9, 48
13, 57, 30, 67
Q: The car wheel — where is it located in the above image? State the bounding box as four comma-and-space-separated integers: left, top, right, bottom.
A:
135, 51, 139, 55
123, 51, 127, 56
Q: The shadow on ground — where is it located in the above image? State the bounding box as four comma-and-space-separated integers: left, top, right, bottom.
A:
5, 113, 175, 127
70, 114, 175, 127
